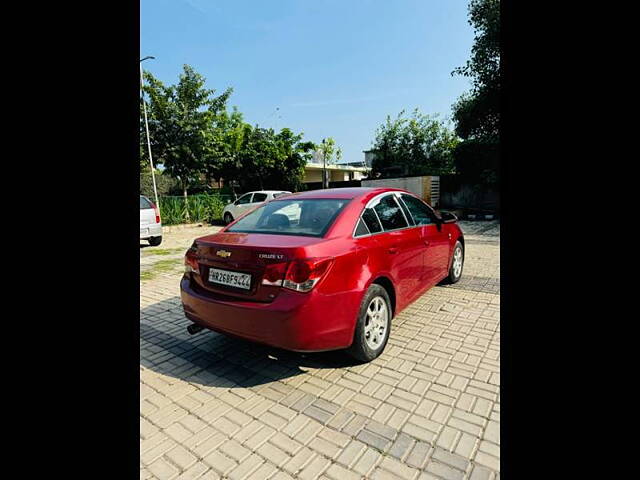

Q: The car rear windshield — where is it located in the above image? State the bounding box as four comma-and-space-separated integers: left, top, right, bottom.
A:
140, 196, 153, 209
226, 198, 350, 237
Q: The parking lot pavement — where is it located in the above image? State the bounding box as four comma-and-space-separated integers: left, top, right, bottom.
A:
140, 221, 500, 479
140, 224, 223, 281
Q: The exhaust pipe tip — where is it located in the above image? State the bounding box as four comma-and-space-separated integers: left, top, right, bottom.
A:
187, 323, 205, 335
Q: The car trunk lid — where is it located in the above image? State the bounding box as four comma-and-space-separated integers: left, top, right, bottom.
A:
140, 208, 155, 227
190, 232, 323, 302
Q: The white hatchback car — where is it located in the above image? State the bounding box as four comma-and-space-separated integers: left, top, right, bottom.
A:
140, 195, 163, 246
222, 190, 291, 224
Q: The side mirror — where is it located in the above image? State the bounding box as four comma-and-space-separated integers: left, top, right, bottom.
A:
439, 212, 458, 224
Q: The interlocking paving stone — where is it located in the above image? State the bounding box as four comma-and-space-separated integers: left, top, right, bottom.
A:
148, 457, 179, 479
341, 413, 368, 437
174, 461, 209, 480
356, 429, 393, 451
140, 224, 500, 479
201, 450, 236, 475
388, 432, 416, 460
425, 460, 465, 480
298, 455, 331, 480
431, 447, 471, 471
226, 453, 263, 480
352, 447, 383, 476
469, 464, 496, 480
336, 439, 367, 468
282, 446, 316, 476
165, 444, 198, 471
365, 419, 398, 440
303, 405, 334, 424
380, 455, 421, 479
308, 436, 341, 458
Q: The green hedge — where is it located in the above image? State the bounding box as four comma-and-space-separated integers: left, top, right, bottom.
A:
158, 194, 233, 225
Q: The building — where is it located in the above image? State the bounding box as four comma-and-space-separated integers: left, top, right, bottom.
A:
302, 163, 368, 184
303, 150, 368, 185
337, 149, 377, 168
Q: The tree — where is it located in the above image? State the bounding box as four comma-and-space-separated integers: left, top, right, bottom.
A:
270, 129, 315, 192
140, 169, 178, 199
315, 137, 342, 187
451, 0, 499, 186
316, 137, 342, 166
231, 125, 314, 192
203, 107, 246, 193
141, 65, 233, 207
141, 64, 327, 197
370, 109, 458, 178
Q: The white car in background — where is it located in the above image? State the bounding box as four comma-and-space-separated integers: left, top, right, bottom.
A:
140, 195, 162, 246
222, 190, 291, 224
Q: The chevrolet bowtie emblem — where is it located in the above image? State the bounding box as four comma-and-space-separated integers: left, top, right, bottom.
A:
216, 250, 232, 258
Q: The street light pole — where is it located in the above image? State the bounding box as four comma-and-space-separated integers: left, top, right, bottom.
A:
322, 138, 327, 189
140, 56, 160, 210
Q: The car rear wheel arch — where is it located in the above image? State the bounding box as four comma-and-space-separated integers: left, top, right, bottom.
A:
372, 276, 396, 318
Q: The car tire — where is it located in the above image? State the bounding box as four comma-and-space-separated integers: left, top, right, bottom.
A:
224, 212, 234, 225
148, 236, 162, 247
347, 284, 392, 363
442, 240, 464, 284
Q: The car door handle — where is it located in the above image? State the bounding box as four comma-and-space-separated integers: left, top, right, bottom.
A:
388, 247, 399, 254
423, 240, 430, 246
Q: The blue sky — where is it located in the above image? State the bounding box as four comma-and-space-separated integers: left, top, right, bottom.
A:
141, 0, 474, 164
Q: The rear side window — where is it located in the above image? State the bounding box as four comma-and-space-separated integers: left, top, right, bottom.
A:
253, 193, 268, 202
401, 194, 434, 225
373, 195, 408, 231
354, 219, 370, 236
140, 196, 153, 209
361, 208, 382, 233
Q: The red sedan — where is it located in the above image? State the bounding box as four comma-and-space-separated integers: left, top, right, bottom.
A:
180, 187, 464, 362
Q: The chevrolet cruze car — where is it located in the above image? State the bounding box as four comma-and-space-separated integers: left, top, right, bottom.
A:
180, 187, 464, 362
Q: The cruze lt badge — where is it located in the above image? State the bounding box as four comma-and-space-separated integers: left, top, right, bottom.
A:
216, 250, 232, 258
258, 253, 284, 260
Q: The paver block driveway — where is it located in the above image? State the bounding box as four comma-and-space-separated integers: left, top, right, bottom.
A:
140, 222, 500, 479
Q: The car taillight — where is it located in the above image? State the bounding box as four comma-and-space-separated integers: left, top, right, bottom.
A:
282, 258, 333, 292
184, 248, 199, 274
152, 203, 161, 224
261, 262, 288, 286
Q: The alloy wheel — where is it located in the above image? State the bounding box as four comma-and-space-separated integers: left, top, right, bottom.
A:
453, 246, 463, 278
364, 296, 388, 350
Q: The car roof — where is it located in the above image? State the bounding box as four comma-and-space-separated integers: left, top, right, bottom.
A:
275, 187, 407, 200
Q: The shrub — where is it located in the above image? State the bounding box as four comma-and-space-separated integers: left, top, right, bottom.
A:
158, 194, 230, 225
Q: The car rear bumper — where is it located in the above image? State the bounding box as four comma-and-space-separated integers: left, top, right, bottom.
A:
180, 276, 359, 352
140, 224, 162, 239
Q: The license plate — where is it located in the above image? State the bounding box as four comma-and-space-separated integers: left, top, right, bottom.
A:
208, 268, 252, 290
